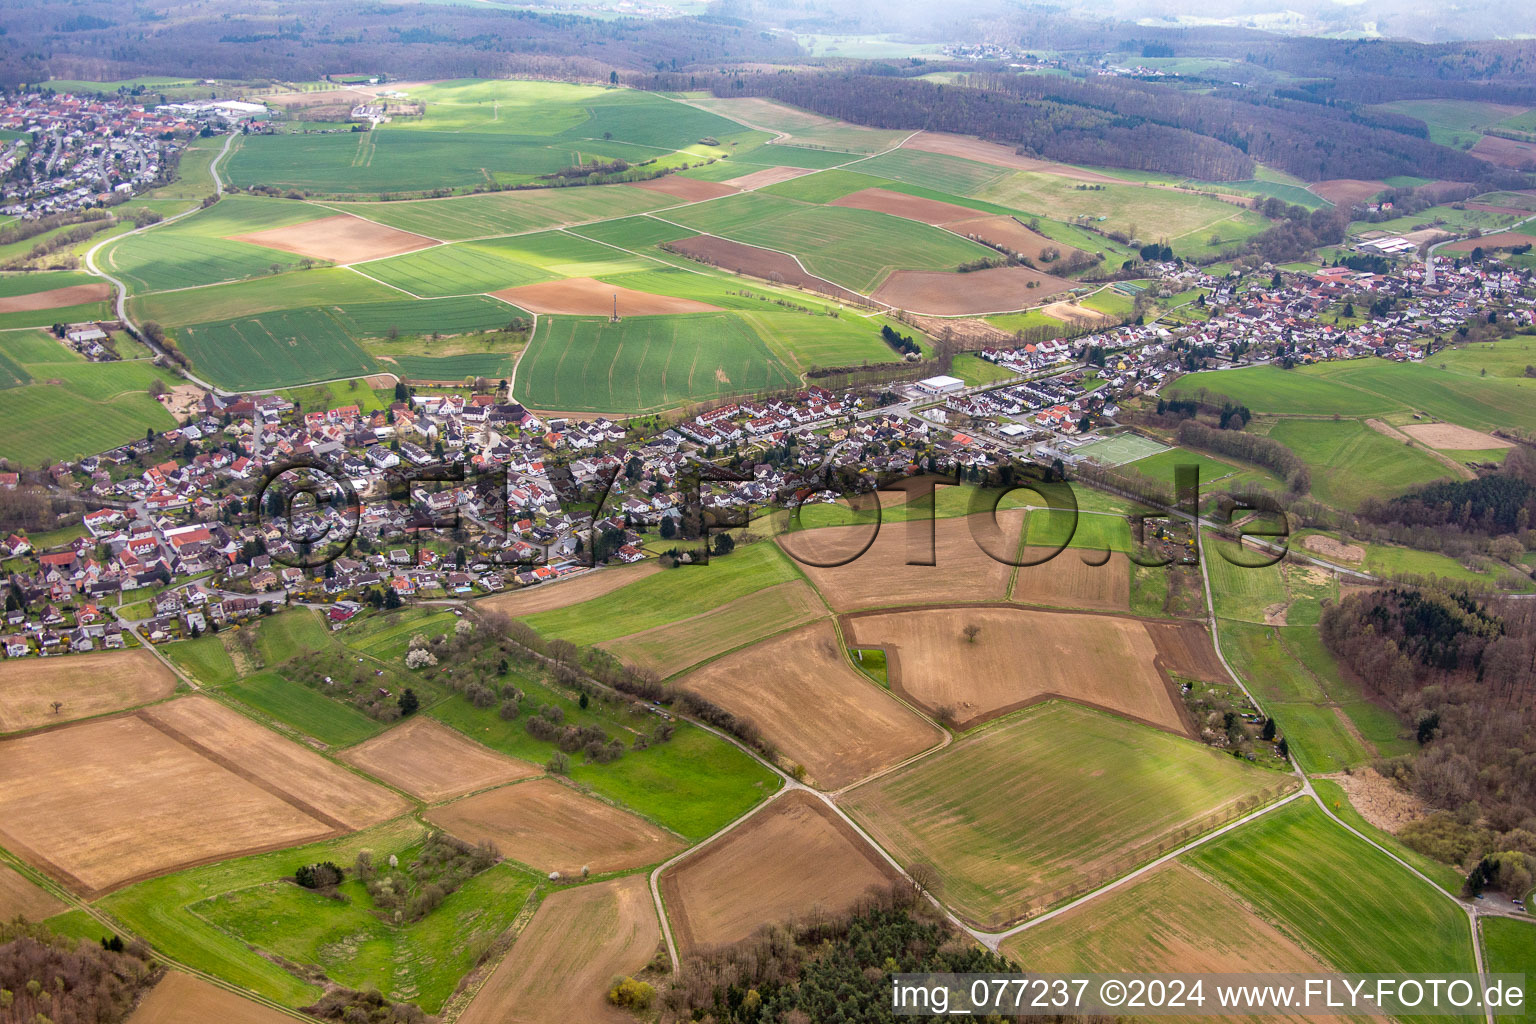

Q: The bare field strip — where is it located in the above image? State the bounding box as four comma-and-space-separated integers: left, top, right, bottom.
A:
341, 716, 537, 802
232, 213, 436, 263
1443, 231, 1536, 253
785, 511, 1021, 611
1042, 300, 1116, 326
1309, 179, 1388, 205
0, 282, 111, 313
480, 564, 660, 616
666, 235, 867, 304
0, 714, 336, 894
491, 277, 722, 315
262, 88, 374, 110
629, 176, 740, 201
1004, 861, 1330, 991
426, 778, 684, 875
723, 166, 815, 189
142, 696, 408, 829
901, 132, 1124, 182
1302, 534, 1365, 563
661, 791, 898, 953
1011, 547, 1130, 610
844, 605, 1185, 733
829, 187, 980, 225
843, 702, 1289, 926
945, 216, 1085, 263
128, 972, 296, 1024
871, 265, 1072, 315
1145, 620, 1228, 683
0, 649, 177, 733
0, 861, 65, 921
458, 875, 659, 1024
598, 579, 826, 679
1400, 421, 1514, 448
675, 620, 941, 790
1472, 135, 1536, 169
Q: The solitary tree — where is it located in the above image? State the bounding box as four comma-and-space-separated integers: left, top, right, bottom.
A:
962, 623, 981, 644
50, 700, 63, 715
398, 688, 420, 716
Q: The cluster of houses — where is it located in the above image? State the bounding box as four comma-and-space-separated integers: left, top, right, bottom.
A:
0, 91, 190, 218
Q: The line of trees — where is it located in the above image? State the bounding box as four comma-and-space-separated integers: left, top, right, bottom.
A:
1177, 419, 1311, 494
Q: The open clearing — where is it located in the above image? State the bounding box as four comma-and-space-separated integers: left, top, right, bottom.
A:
598, 579, 825, 679
481, 564, 660, 616
674, 621, 941, 789
871, 265, 1071, 314
786, 511, 1022, 611
1310, 179, 1389, 205
128, 972, 296, 1024
231, 213, 437, 263
843, 702, 1290, 927
492, 277, 721, 315
900, 132, 1121, 182
666, 234, 866, 304
1004, 861, 1329, 989
425, 778, 684, 874
1011, 548, 1131, 610
0, 282, 111, 313
844, 606, 1185, 732
340, 716, 537, 802
661, 791, 898, 953
0, 649, 178, 733
629, 176, 739, 201
459, 875, 659, 1024
0, 861, 65, 921
1401, 421, 1515, 449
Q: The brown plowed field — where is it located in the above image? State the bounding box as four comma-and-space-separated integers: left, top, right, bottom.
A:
1011, 547, 1130, 611
844, 605, 1186, 733
829, 187, 979, 225
667, 234, 868, 304
1443, 231, 1536, 252
1472, 135, 1536, 169
426, 778, 684, 875
481, 564, 659, 616
0, 649, 177, 733
661, 791, 898, 953
945, 216, 1086, 263
1302, 534, 1366, 563
232, 213, 436, 263
142, 696, 408, 829
128, 972, 295, 1024
724, 166, 815, 189
1401, 422, 1514, 448
1309, 179, 1389, 206
1042, 300, 1117, 326
0, 283, 110, 314
784, 511, 1022, 612
629, 176, 739, 201
0, 713, 337, 894
0, 861, 64, 922
872, 265, 1071, 315
901, 132, 1124, 183
1145, 620, 1227, 683
491, 277, 721, 316
341, 716, 537, 802
458, 875, 659, 1024
262, 89, 373, 110
675, 621, 940, 790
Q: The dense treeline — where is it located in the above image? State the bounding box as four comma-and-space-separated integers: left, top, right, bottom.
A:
1177, 419, 1310, 494
0, 920, 161, 1024
1364, 447, 1536, 536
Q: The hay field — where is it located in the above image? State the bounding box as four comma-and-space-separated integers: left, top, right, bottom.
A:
842, 702, 1289, 927
143, 697, 408, 829
458, 875, 659, 1024
340, 717, 537, 802
481, 563, 660, 616
0, 649, 178, 732
786, 511, 1021, 611
598, 579, 826, 679
674, 621, 941, 789
426, 778, 684, 874
1401, 422, 1513, 450
1003, 862, 1329, 985
0, 714, 337, 893
844, 606, 1183, 732
661, 791, 898, 953
1010, 547, 1130, 610
128, 972, 295, 1024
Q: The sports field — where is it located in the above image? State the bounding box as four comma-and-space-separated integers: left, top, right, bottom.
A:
1074, 432, 1169, 466
517, 313, 798, 413
842, 701, 1290, 926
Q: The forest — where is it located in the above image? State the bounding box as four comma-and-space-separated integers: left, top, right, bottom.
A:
0, 920, 161, 1024
1363, 448, 1536, 537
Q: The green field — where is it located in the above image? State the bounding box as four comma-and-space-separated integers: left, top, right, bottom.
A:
176, 308, 377, 389
856, 149, 1014, 196
330, 295, 519, 337
335, 185, 675, 240
0, 350, 178, 463
103, 197, 329, 292
1265, 418, 1451, 508
1482, 917, 1536, 1020
1185, 800, 1476, 977
842, 702, 1291, 925
224, 672, 384, 747
365, 230, 649, 298
135, 267, 400, 326
667, 192, 993, 291
517, 313, 799, 414
1167, 364, 1403, 416
254, 608, 333, 665
162, 634, 239, 686
1310, 779, 1464, 894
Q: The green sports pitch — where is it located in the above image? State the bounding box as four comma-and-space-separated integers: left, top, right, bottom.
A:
1075, 433, 1170, 466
